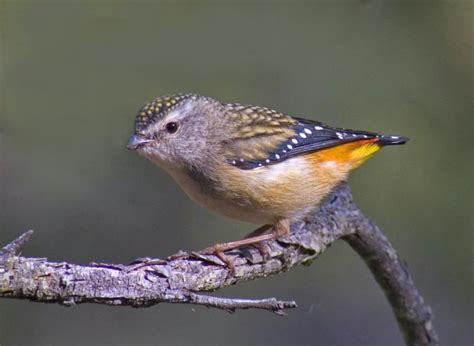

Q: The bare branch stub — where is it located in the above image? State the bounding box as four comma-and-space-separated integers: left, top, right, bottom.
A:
0, 183, 438, 344
0, 229, 34, 257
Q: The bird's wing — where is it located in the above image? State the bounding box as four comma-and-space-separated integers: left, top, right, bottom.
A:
223, 104, 384, 170
223, 104, 297, 165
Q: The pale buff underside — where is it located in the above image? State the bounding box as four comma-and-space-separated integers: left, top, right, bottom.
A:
151, 155, 350, 225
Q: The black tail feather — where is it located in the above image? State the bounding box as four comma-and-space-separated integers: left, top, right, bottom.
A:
377, 135, 409, 146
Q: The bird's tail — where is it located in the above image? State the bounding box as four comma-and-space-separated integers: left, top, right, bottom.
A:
313, 134, 409, 170
376, 134, 409, 146
349, 134, 408, 169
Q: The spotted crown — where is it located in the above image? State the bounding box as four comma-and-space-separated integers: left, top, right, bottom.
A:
134, 93, 199, 133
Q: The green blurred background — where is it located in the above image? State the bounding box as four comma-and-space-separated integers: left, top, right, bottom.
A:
1, 1, 472, 345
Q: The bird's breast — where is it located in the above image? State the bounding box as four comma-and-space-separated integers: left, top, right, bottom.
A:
159, 161, 273, 224
153, 153, 350, 224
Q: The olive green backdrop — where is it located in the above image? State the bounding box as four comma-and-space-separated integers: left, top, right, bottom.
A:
1, 1, 472, 345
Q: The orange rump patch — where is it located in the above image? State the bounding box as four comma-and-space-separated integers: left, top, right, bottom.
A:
311, 139, 381, 169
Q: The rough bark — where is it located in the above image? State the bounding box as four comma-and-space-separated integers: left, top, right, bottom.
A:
0, 183, 438, 345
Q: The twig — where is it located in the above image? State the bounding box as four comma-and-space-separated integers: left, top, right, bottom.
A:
0, 229, 34, 256
185, 293, 296, 315
344, 220, 438, 345
0, 183, 438, 345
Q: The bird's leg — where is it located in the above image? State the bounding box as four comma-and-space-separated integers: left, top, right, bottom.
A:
203, 220, 290, 272
206, 220, 289, 252
274, 218, 290, 237
204, 232, 278, 275
205, 232, 277, 255
244, 224, 273, 239
256, 219, 290, 259
245, 224, 274, 260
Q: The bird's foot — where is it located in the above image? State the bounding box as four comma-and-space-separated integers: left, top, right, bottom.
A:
251, 242, 271, 261
201, 243, 238, 275
202, 233, 277, 275
245, 224, 273, 261
201, 220, 290, 274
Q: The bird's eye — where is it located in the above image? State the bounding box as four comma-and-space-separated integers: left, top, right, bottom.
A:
165, 122, 178, 134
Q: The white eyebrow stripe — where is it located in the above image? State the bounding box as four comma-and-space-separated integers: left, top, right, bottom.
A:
164, 110, 184, 121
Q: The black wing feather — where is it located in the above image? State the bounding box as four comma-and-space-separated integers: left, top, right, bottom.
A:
230, 117, 408, 170
231, 118, 380, 170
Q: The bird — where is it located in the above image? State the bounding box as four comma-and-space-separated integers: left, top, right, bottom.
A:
127, 93, 408, 268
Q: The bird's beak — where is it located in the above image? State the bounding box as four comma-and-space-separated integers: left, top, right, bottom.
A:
127, 135, 153, 150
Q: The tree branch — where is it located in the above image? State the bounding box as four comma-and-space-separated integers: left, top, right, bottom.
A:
0, 183, 438, 344
344, 220, 438, 345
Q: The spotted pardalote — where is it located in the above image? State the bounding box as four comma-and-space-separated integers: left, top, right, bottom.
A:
128, 93, 408, 267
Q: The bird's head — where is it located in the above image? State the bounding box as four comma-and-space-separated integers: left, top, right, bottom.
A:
127, 94, 228, 170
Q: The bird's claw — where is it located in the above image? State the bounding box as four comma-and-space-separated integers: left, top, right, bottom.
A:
201, 245, 237, 276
